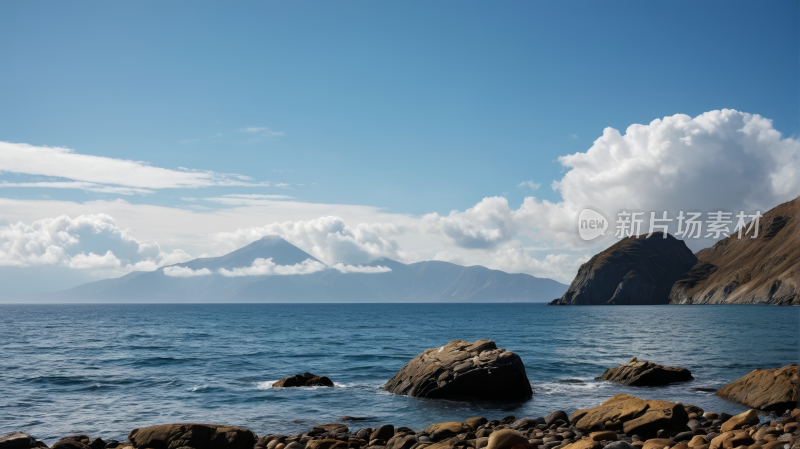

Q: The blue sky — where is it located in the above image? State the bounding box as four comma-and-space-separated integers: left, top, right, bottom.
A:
0, 1, 798, 294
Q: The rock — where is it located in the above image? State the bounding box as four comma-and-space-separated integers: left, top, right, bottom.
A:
371, 427, 395, 442
128, 424, 256, 449
641, 439, 676, 449
546, 412, 570, 426
590, 432, 618, 442
673, 433, 694, 442
423, 423, 472, 440
668, 197, 800, 306
0, 433, 36, 449
273, 373, 334, 388
716, 366, 799, 411
688, 437, 708, 448
549, 232, 698, 305
51, 441, 89, 449
485, 430, 528, 449
312, 425, 349, 434
598, 358, 693, 386
705, 415, 719, 420
89, 440, 104, 449
721, 411, 760, 433
562, 439, 600, 449
382, 340, 533, 401
605, 443, 635, 449
571, 395, 691, 439
511, 419, 537, 430
467, 418, 489, 431
306, 440, 346, 449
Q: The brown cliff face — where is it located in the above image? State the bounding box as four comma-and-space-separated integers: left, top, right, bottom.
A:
669, 197, 800, 305
550, 232, 697, 305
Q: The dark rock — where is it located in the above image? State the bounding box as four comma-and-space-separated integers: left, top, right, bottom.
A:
598, 358, 693, 386
604, 443, 634, 449
673, 432, 694, 442
104, 441, 119, 449
339, 417, 371, 421
382, 340, 533, 401
50, 442, 88, 449
716, 365, 799, 411
0, 433, 36, 449
543, 442, 562, 449
549, 232, 698, 305
371, 426, 394, 442
355, 430, 372, 440
511, 419, 538, 430
273, 373, 334, 388
88, 439, 104, 449
546, 411, 570, 426
128, 424, 257, 449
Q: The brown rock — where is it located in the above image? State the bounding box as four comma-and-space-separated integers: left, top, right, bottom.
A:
589, 432, 618, 442
128, 424, 256, 449
570, 394, 691, 439
486, 431, 529, 449
467, 418, 489, 431
711, 432, 743, 449
273, 373, 334, 388
382, 340, 533, 401
689, 437, 708, 448
0, 433, 36, 449
599, 358, 693, 386
424, 423, 472, 439
642, 439, 677, 449
716, 366, 799, 411
721, 411, 760, 433
673, 443, 690, 449
306, 440, 347, 449
562, 440, 601, 449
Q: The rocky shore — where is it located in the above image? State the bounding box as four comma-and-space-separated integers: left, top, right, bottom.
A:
3, 396, 798, 449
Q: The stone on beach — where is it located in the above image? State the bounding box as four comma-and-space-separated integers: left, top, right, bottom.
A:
272, 373, 334, 388
719, 410, 760, 432
598, 358, 693, 386
382, 340, 533, 401
485, 430, 528, 449
570, 395, 691, 439
127, 424, 256, 449
716, 365, 799, 411
0, 433, 37, 449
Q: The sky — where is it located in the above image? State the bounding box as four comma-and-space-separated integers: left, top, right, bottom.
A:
0, 1, 798, 295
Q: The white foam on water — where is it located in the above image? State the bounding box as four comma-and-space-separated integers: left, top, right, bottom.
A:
190, 384, 209, 392
255, 380, 278, 389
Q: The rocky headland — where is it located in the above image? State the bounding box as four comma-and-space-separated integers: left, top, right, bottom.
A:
4, 396, 798, 449
669, 197, 799, 305
549, 233, 697, 305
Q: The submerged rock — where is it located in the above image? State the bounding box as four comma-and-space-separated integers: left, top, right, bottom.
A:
715, 364, 799, 411
382, 339, 533, 401
570, 394, 691, 439
598, 357, 693, 386
273, 373, 334, 388
128, 424, 256, 449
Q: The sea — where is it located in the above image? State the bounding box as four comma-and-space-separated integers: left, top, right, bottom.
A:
0, 303, 797, 443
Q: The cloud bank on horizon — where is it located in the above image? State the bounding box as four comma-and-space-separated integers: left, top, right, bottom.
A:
0, 109, 797, 291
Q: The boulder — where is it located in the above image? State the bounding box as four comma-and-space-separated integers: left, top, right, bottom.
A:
545, 411, 570, 426
716, 365, 799, 411
273, 373, 334, 388
128, 424, 256, 449
382, 340, 533, 401
0, 433, 36, 449
467, 418, 488, 430
370, 426, 394, 442
549, 233, 698, 305
562, 440, 601, 449
570, 395, 691, 439
641, 439, 676, 449
485, 430, 528, 449
720, 410, 760, 433
599, 358, 693, 386
589, 432, 617, 442
423, 422, 472, 440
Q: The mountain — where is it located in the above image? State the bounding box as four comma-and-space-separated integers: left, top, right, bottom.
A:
669, 197, 799, 305
549, 232, 698, 305
42, 236, 568, 302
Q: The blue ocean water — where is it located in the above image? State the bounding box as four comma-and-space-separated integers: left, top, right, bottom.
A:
0, 304, 797, 443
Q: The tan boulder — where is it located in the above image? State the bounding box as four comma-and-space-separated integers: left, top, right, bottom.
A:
688, 436, 708, 448
425, 438, 457, 449
673, 443, 690, 449
486, 430, 529, 449
642, 439, 677, 449
561, 439, 601, 449
571, 395, 690, 438
305, 440, 346, 449
759, 443, 787, 449
716, 365, 799, 411
467, 418, 488, 431
424, 422, 472, 437
721, 410, 760, 433
128, 424, 256, 449
590, 432, 618, 442
711, 432, 744, 449
599, 358, 693, 386
476, 438, 490, 449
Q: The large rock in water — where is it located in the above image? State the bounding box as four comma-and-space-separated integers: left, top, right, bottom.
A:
128, 424, 256, 449
715, 364, 799, 410
670, 197, 800, 305
549, 233, 697, 305
382, 339, 533, 401
272, 372, 334, 388
599, 357, 693, 386
570, 394, 691, 438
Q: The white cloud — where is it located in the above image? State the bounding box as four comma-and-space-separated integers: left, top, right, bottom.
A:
68, 251, 122, 269
204, 194, 296, 205
332, 263, 392, 274
240, 126, 285, 136
422, 197, 522, 249
163, 266, 213, 277
218, 257, 327, 277
0, 181, 154, 195
0, 141, 269, 191
517, 180, 541, 190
